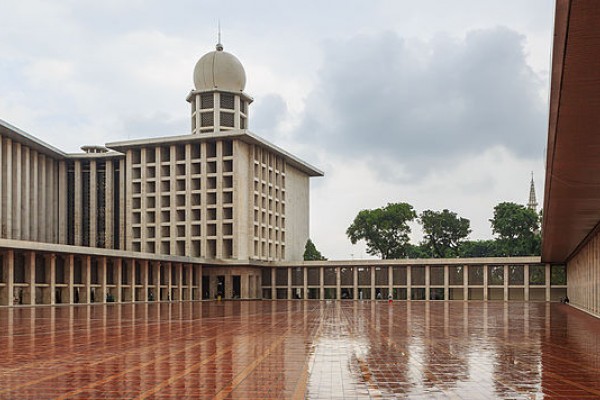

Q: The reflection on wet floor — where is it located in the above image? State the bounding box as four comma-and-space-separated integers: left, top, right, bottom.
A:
0, 301, 599, 399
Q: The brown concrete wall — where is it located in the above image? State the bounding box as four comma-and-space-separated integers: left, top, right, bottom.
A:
568, 230, 600, 318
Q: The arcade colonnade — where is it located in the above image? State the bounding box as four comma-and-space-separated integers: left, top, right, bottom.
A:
0, 243, 566, 306
262, 260, 567, 302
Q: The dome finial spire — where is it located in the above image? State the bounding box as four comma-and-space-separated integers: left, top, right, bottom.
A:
216, 20, 223, 51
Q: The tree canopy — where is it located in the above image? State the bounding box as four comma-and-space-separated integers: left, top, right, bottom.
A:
303, 239, 327, 261
490, 202, 541, 256
419, 209, 471, 257
346, 202, 417, 259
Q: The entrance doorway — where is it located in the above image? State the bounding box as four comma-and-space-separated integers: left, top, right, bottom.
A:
217, 275, 225, 299
232, 275, 241, 298
202, 276, 210, 299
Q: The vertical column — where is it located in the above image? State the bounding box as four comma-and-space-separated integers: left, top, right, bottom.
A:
167, 262, 172, 301
83, 255, 91, 303
388, 266, 393, 299
187, 264, 193, 300
47, 254, 56, 305
503, 264, 509, 301
524, 264, 530, 301
463, 265, 469, 301
119, 158, 126, 250
177, 263, 183, 301
152, 261, 160, 301
124, 152, 133, 250
303, 267, 308, 300
444, 265, 449, 301
336, 267, 341, 300
483, 264, 489, 301
141, 260, 149, 301
25, 251, 35, 305
319, 266, 324, 300
2, 250, 14, 306
65, 254, 74, 304
23, 147, 30, 240
128, 259, 136, 302
99, 257, 107, 303
545, 263, 551, 301
74, 161, 82, 246
407, 265, 412, 301
271, 268, 276, 300
105, 160, 114, 249
39, 155, 46, 242
425, 265, 430, 301
115, 258, 123, 303
31, 151, 38, 241
58, 160, 68, 244
197, 265, 203, 301
4, 139, 12, 238
14, 142, 21, 239
353, 267, 358, 300
185, 144, 193, 256
287, 267, 292, 300
370, 266, 376, 300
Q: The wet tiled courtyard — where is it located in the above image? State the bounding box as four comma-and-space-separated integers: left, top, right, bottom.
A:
0, 301, 599, 399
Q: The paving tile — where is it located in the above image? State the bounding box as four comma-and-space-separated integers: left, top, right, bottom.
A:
0, 301, 600, 398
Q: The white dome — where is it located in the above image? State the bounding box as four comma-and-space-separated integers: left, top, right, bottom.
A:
193, 44, 246, 92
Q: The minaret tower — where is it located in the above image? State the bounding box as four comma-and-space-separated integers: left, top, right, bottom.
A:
187, 39, 253, 134
528, 172, 538, 211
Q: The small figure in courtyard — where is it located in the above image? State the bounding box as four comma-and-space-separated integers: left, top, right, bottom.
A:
376, 291, 382, 300
388, 293, 393, 304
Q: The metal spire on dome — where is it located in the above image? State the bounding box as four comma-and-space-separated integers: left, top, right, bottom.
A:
216, 20, 223, 51
528, 171, 538, 211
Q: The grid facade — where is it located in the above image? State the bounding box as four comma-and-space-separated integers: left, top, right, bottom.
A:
127, 139, 236, 259
251, 145, 286, 261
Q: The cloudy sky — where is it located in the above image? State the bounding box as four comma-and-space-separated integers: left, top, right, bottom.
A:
0, 0, 555, 260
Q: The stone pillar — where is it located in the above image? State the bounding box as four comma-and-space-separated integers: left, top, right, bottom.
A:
370, 266, 376, 300
82, 256, 91, 303
303, 267, 308, 300
353, 267, 358, 300
407, 265, 412, 301
65, 254, 74, 304
167, 262, 172, 301
271, 268, 276, 300
545, 263, 551, 301
24, 251, 35, 305
388, 266, 393, 298
336, 267, 341, 300
483, 264, 489, 301
197, 265, 202, 301
524, 263, 530, 301
115, 258, 123, 303
319, 266, 324, 300
46, 254, 56, 305
152, 261, 160, 301
89, 160, 97, 247
187, 264, 193, 300
2, 250, 14, 306
463, 265, 469, 301
99, 257, 107, 303
141, 260, 149, 302
129, 259, 136, 302
425, 265, 430, 301
177, 263, 183, 301
287, 267, 293, 300
503, 264, 509, 301
444, 265, 449, 301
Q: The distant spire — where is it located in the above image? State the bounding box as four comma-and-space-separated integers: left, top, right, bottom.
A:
216, 20, 223, 51
528, 172, 538, 211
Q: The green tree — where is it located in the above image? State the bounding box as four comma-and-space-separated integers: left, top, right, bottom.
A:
346, 202, 417, 259
459, 239, 501, 258
303, 239, 327, 261
490, 202, 541, 256
405, 243, 431, 259
419, 209, 471, 257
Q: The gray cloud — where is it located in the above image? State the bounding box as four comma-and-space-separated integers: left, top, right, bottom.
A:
250, 93, 288, 139
297, 27, 547, 182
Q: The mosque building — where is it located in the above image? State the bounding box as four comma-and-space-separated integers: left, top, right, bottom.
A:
0, 39, 568, 310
